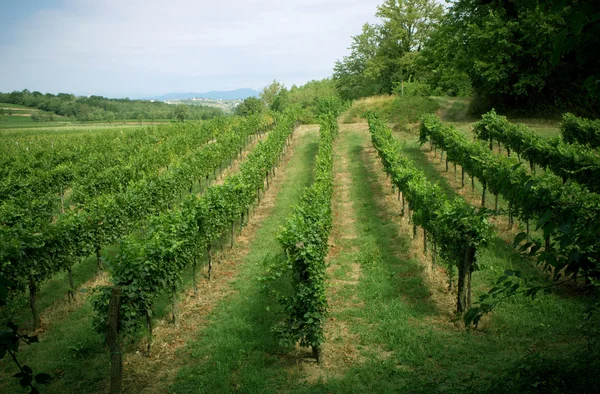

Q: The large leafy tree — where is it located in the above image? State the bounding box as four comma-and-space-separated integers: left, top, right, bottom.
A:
260, 80, 285, 110
426, 0, 600, 115
333, 0, 444, 100
235, 97, 265, 116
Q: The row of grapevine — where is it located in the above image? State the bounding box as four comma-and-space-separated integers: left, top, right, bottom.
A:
93, 111, 299, 358
0, 115, 273, 328
419, 114, 600, 283
473, 110, 600, 192
274, 114, 337, 362
561, 113, 600, 148
0, 117, 233, 212
368, 114, 491, 314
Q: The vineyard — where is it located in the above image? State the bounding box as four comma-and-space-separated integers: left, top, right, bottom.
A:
1, 105, 599, 393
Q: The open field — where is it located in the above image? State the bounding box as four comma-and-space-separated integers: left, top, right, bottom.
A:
0, 102, 174, 130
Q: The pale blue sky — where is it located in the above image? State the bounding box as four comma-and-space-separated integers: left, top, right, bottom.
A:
0, 0, 381, 98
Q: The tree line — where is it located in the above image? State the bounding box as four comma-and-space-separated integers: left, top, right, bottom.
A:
0, 90, 223, 122
332, 0, 600, 116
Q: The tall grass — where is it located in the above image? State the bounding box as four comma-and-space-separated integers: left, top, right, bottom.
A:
340, 95, 439, 125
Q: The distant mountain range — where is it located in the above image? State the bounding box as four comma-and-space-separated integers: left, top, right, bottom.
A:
147, 88, 260, 101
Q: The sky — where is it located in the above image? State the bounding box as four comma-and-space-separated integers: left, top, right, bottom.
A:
0, 0, 382, 98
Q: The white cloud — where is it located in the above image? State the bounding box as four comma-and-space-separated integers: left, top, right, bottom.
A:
0, 0, 381, 96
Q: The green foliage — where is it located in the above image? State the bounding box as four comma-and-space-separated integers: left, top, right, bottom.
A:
369, 113, 491, 314
260, 80, 285, 110
419, 114, 600, 322
333, 0, 444, 100
424, 0, 600, 115
0, 89, 222, 121
561, 112, 600, 148
264, 79, 345, 123
273, 114, 337, 356
173, 105, 189, 122
391, 77, 431, 97
30, 112, 54, 122
0, 277, 52, 393
474, 109, 600, 192
92, 111, 296, 343
235, 96, 265, 116
341, 95, 438, 124
0, 115, 273, 329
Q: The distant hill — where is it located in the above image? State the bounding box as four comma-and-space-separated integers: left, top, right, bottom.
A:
150, 89, 260, 101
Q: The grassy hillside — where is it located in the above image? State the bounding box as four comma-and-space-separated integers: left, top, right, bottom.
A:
339, 95, 439, 126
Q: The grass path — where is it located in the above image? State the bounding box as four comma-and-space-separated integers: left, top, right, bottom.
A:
2, 122, 595, 393
0, 126, 310, 393
4, 128, 269, 334
297, 124, 594, 393
170, 125, 321, 393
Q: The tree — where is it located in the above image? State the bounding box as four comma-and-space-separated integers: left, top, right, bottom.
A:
105, 111, 116, 123
333, 0, 444, 100
260, 80, 285, 109
424, 0, 600, 115
235, 97, 265, 116
174, 105, 190, 122
333, 23, 381, 100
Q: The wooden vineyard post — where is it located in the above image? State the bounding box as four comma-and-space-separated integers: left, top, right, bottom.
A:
108, 286, 122, 394
312, 346, 321, 364
461, 167, 465, 188
146, 311, 153, 356
230, 221, 235, 249
401, 193, 405, 216
29, 272, 41, 330
60, 188, 65, 214
207, 245, 213, 281
172, 285, 178, 324
193, 256, 198, 296
481, 182, 487, 207
457, 242, 475, 314
67, 265, 75, 303
96, 247, 103, 271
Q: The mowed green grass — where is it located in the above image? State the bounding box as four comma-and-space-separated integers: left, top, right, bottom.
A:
292, 126, 598, 393
170, 123, 597, 393
0, 103, 172, 130
171, 128, 320, 393
431, 97, 562, 140
2, 105, 596, 393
